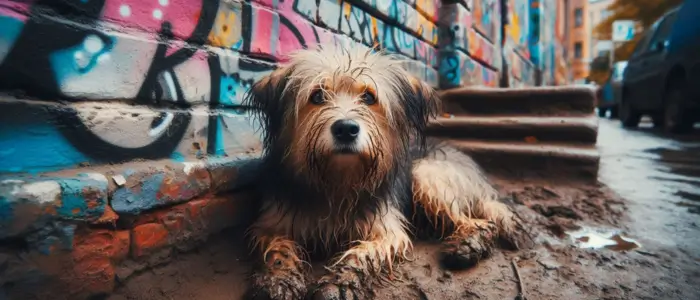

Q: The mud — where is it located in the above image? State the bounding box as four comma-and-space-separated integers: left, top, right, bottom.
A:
101, 178, 695, 300
102, 119, 700, 300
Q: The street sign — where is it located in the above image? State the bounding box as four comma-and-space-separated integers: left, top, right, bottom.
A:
612, 20, 635, 42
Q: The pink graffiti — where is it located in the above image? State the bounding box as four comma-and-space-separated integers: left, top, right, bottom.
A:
248, 4, 277, 57
0, 0, 33, 21
101, 0, 203, 40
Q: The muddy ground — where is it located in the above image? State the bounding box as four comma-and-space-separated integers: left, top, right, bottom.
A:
107, 119, 700, 300
105, 179, 696, 300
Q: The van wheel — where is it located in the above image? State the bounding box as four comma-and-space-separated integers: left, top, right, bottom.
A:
619, 90, 641, 128
663, 84, 694, 133
597, 107, 607, 117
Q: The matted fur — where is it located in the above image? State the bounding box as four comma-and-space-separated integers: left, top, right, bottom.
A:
243, 44, 518, 300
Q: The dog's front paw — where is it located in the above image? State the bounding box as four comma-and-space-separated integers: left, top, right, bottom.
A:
440, 220, 497, 270
307, 265, 371, 300
247, 251, 309, 300
248, 270, 308, 300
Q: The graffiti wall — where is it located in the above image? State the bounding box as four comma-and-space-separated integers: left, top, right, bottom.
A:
501, 0, 569, 86
438, 0, 501, 89
0, 0, 443, 175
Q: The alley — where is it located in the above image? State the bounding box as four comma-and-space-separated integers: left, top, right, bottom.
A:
597, 118, 700, 261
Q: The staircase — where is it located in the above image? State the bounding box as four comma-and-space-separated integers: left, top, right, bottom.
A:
429, 86, 600, 181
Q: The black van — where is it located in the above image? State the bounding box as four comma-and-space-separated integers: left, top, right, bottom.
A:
619, 1, 700, 133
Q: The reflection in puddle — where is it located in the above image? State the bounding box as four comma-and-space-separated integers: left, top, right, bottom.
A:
568, 229, 641, 251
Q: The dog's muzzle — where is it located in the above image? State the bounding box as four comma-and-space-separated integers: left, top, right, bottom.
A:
331, 119, 360, 148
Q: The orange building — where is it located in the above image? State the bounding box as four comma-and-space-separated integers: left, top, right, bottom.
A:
568, 0, 590, 83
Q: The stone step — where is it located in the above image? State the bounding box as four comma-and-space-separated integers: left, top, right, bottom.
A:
446, 140, 600, 181
439, 86, 597, 117
428, 115, 599, 145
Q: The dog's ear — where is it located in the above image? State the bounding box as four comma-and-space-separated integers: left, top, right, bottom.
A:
403, 76, 441, 136
243, 66, 292, 148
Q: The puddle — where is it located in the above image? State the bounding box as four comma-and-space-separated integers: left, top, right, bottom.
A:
567, 228, 641, 252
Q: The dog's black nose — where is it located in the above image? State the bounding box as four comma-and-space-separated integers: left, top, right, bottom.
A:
331, 119, 360, 143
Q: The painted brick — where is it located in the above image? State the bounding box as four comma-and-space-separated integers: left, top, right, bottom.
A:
438, 3, 471, 54
93, 205, 119, 226
414, 0, 441, 23
400, 59, 439, 88
130, 191, 257, 257
287, 0, 318, 23
111, 162, 211, 215
467, 28, 496, 68
439, 50, 498, 89
414, 36, 439, 68
208, 0, 245, 51
208, 48, 276, 107
131, 223, 169, 258
318, 0, 343, 31
416, 10, 438, 45
339, 1, 377, 47
0, 173, 108, 239
245, 2, 281, 57
471, 0, 500, 43
206, 156, 263, 192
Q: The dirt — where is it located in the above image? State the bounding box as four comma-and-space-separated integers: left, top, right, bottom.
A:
105, 177, 700, 300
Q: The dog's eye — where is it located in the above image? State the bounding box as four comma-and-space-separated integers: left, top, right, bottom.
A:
310, 90, 325, 105
361, 91, 376, 105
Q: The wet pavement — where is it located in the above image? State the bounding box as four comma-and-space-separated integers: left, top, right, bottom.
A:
596, 118, 700, 262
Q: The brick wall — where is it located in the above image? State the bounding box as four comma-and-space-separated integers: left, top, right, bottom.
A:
0, 0, 570, 298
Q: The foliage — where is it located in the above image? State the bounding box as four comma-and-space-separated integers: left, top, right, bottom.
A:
588, 56, 611, 84
588, 0, 683, 84
592, 0, 684, 58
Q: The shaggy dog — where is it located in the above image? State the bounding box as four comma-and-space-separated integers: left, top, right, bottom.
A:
243, 44, 519, 300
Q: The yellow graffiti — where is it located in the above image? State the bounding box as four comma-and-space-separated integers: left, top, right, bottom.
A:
208, 10, 242, 49
343, 2, 352, 18
371, 17, 380, 48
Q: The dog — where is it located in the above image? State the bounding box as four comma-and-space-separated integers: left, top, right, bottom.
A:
242, 44, 519, 300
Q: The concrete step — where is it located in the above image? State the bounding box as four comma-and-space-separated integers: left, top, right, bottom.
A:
447, 140, 600, 181
428, 115, 599, 145
439, 86, 597, 117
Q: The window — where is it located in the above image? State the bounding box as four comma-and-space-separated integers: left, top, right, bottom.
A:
574, 8, 583, 27
647, 10, 678, 51
631, 31, 652, 58
574, 42, 583, 58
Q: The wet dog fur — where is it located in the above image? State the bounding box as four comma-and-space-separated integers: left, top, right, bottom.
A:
242, 44, 519, 300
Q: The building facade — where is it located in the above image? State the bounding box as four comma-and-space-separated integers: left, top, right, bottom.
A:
588, 0, 614, 60
568, 0, 591, 82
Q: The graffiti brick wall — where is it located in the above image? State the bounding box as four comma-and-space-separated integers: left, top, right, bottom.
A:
438, 0, 501, 88
0, 0, 572, 297
0, 0, 443, 297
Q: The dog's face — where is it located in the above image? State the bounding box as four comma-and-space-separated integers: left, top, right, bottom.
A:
245, 45, 439, 186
